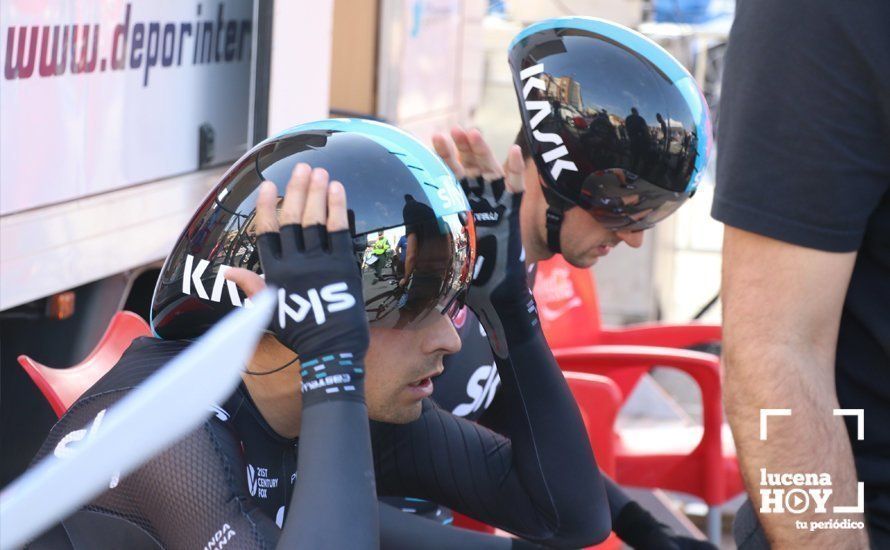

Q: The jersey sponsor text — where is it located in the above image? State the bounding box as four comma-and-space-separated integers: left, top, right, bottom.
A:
204, 523, 236, 550
452, 364, 500, 417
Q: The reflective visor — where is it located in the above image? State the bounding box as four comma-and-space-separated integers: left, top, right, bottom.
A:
360, 212, 472, 329
576, 169, 687, 231
216, 206, 472, 330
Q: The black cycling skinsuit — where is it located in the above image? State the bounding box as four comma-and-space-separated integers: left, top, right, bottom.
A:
433, 307, 502, 422
433, 267, 714, 549
29, 325, 607, 549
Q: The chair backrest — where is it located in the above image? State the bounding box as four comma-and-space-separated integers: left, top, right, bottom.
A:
534, 256, 604, 349
564, 371, 621, 477
18, 311, 151, 418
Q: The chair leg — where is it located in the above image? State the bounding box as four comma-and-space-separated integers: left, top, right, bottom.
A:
706, 505, 722, 544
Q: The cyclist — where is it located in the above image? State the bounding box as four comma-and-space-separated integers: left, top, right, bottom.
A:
430, 17, 715, 549
29, 119, 609, 549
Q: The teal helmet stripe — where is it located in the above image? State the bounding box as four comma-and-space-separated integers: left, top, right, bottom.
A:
509, 16, 690, 83
266, 119, 469, 216
674, 76, 712, 192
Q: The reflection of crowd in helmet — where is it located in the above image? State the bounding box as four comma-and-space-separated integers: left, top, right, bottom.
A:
361, 195, 466, 328
365, 232, 394, 283
397, 195, 452, 319
167, 185, 263, 293
534, 69, 698, 190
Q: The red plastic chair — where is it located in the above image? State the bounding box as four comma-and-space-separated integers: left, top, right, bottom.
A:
565, 372, 623, 550
534, 257, 739, 541
534, 255, 721, 399
555, 345, 743, 542
453, 372, 623, 550
18, 311, 151, 418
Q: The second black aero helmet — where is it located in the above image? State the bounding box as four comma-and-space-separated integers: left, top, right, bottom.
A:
509, 17, 713, 251
151, 119, 475, 340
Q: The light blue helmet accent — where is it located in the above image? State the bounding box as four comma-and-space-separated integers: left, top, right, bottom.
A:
268, 119, 470, 216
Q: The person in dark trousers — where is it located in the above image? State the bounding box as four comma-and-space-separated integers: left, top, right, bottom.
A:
712, 1, 889, 548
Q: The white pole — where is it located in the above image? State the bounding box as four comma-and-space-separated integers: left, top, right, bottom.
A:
0, 290, 276, 550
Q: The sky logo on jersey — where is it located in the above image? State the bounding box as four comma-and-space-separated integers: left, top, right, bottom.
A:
53, 408, 120, 489
278, 284, 355, 328
452, 364, 501, 417
519, 63, 578, 182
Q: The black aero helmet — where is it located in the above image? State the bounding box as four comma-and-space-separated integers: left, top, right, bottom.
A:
151, 119, 475, 339
509, 17, 713, 252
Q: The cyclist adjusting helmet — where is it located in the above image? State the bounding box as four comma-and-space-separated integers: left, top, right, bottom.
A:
30, 118, 610, 549
428, 17, 717, 549
508, 16, 712, 253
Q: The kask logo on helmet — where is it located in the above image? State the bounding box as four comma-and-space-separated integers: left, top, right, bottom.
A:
519, 64, 578, 182
182, 254, 244, 306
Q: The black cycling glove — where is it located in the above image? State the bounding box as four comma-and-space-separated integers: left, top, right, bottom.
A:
613, 501, 717, 550
463, 176, 536, 358
257, 223, 369, 407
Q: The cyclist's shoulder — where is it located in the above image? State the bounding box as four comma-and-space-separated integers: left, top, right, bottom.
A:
49, 337, 192, 434
84, 336, 192, 397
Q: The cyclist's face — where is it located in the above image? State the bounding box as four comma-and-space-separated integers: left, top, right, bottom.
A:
558, 206, 645, 268
363, 313, 462, 423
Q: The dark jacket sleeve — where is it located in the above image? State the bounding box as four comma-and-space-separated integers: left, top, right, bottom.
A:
371, 311, 610, 548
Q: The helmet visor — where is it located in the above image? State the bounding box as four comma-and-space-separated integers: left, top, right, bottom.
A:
214, 200, 473, 331
509, 19, 713, 231
575, 168, 687, 231
360, 212, 472, 328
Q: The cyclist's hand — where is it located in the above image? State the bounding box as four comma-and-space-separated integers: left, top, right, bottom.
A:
229, 164, 368, 405
225, 269, 266, 296
433, 127, 528, 357
432, 126, 523, 184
